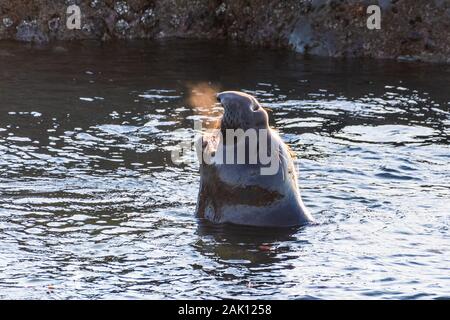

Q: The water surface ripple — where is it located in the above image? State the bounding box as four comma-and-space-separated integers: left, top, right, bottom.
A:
0, 41, 449, 299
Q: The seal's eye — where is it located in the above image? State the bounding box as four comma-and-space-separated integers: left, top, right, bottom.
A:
252, 104, 260, 111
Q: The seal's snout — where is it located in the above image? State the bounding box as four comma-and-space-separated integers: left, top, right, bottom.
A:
216, 92, 230, 106
216, 91, 247, 109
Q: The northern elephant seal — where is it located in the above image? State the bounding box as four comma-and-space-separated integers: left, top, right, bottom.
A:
195, 91, 313, 227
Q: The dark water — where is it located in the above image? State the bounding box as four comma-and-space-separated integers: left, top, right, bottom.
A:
0, 40, 449, 299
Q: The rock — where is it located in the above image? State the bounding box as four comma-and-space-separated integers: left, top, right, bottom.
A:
115, 19, 130, 35
128, 0, 149, 11
378, 0, 393, 10
2, 17, 14, 28
0, 0, 448, 63
52, 46, 68, 53
140, 8, 157, 27
408, 31, 423, 42
114, 1, 130, 16
397, 55, 420, 62
0, 49, 14, 57
289, 19, 314, 54
104, 9, 118, 34
311, 0, 328, 9
82, 22, 94, 35
15, 20, 48, 44
65, 0, 82, 5
90, 0, 102, 8
310, 31, 338, 56
216, 3, 227, 16
48, 17, 60, 32
101, 32, 112, 42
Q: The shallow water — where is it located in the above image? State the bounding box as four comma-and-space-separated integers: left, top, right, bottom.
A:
0, 40, 449, 299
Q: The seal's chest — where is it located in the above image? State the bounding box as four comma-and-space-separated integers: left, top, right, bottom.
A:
215, 163, 262, 186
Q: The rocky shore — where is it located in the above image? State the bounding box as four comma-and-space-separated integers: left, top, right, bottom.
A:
0, 0, 449, 63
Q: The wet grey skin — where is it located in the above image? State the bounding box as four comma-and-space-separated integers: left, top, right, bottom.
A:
196, 91, 313, 227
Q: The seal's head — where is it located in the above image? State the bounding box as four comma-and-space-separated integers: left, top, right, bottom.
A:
217, 91, 269, 131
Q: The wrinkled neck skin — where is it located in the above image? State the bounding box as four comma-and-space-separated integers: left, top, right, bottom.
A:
219, 115, 269, 146
210, 119, 280, 170
219, 123, 268, 146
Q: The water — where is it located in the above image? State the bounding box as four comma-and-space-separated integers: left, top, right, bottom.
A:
0, 40, 449, 299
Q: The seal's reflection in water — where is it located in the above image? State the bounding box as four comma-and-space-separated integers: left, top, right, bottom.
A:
194, 219, 305, 267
